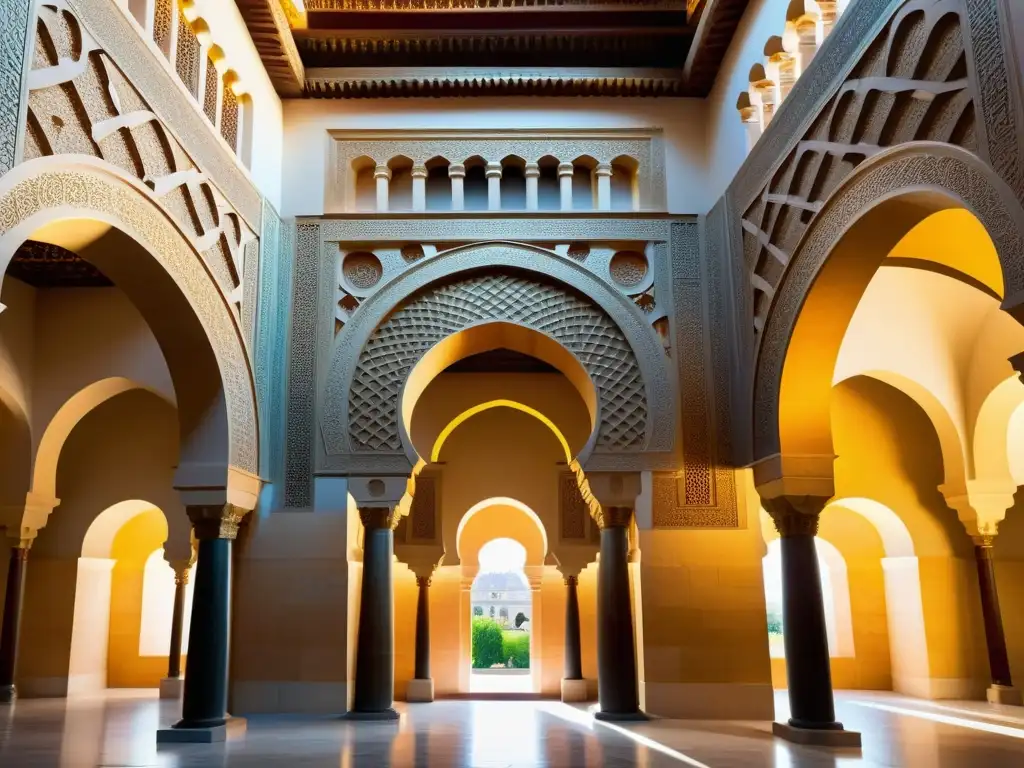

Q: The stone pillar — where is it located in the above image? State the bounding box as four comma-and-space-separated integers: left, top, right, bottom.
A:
374, 164, 391, 212
159, 560, 192, 699
159, 506, 248, 742
594, 163, 613, 211
974, 536, 1022, 704
795, 21, 818, 76
448, 163, 466, 211
560, 573, 587, 702
411, 163, 428, 212
524, 162, 540, 210
762, 496, 860, 747
485, 161, 502, 211
594, 506, 642, 720
407, 575, 434, 703
349, 506, 400, 720
558, 162, 574, 211
0, 540, 30, 704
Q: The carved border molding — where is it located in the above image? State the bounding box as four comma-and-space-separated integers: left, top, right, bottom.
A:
652, 471, 738, 527
0, 159, 259, 473
752, 143, 1024, 460
668, 220, 736, 522
64, 0, 261, 227
0, 0, 33, 175
315, 216, 673, 242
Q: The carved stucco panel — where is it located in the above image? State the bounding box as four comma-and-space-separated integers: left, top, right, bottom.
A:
0, 0, 32, 175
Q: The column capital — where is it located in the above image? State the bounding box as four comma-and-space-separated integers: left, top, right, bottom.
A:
373, 164, 391, 180
411, 163, 428, 178
358, 506, 402, 531
524, 162, 540, 178
939, 479, 1015, 538
594, 505, 633, 530
557, 161, 574, 177
563, 574, 579, 587
485, 161, 503, 178
416, 575, 432, 588
761, 495, 829, 538
186, 504, 248, 541
973, 534, 996, 549
448, 163, 466, 178
594, 162, 613, 177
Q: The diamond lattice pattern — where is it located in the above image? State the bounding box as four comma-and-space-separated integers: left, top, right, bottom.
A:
350, 273, 648, 451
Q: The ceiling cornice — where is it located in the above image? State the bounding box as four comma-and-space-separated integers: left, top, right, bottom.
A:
235, 0, 305, 97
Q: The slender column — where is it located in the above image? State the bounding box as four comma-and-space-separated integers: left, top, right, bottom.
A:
974, 536, 1016, 691
594, 162, 613, 211
0, 542, 30, 704
167, 566, 189, 678
169, 505, 245, 733
485, 161, 502, 211
414, 576, 431, 680
349, 506, 400, 719
411, 163, 428, 212
374, 165, 391, 212
563, 575, 583, 680
448, 163, 466, 211
557, 162, 574, 211
594, 506, 642, 720
524, 162, 540, 210
762, 497, 844, 733
795, 22, 818, 76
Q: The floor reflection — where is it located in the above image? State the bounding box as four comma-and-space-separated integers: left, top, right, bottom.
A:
0, 690, 1022, 766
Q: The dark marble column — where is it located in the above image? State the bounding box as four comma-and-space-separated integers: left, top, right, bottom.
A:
0, 543, 29, 704
763, 497, 844, 732
563, 575, 583, 681
974, 536, 1014, 688
169, 506, 244, 733
349, 506, 400, 720
166, 568, 189, 680
594, 506, 643, 721
414, 576, 431, 681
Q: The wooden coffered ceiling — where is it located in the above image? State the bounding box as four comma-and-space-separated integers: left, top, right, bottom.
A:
238, 0, 751, 98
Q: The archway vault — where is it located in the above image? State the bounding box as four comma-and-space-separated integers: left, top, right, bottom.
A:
0, 158, 260, 498
319, 242, 676, 475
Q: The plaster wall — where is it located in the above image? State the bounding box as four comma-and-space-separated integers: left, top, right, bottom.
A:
0, 278, 36, 425
705, 0, 790, 204
17, 390, 183, 697
993, 498, 1024, 690
281, 99, 708, 217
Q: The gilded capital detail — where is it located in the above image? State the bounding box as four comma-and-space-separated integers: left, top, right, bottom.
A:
187, 505, 249, 541
593, 505, 633, 530
359, 506, 402, 531
762, 496, 829, 538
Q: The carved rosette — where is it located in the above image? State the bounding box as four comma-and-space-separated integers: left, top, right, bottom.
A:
761, 496, 829, 538
187, 504, 249, 540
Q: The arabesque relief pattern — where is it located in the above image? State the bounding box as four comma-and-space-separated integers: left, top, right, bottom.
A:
0, 0, 32, 175
24, 2, 259, 338
742, 0, 977, 338
350, 272, 648, 452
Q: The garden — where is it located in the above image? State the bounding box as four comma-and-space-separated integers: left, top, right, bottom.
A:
471, 616, 530, 669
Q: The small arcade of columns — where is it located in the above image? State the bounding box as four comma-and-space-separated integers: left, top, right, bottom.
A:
340, 472, 648, 721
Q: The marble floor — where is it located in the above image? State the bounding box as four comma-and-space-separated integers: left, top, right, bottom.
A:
1, 689, 1023, 767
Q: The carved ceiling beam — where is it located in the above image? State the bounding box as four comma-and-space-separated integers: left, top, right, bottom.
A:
235, 0, 306, 97
304, 67, 690, 97
682, 0, 752, 96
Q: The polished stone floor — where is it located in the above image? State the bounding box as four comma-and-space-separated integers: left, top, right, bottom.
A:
1, 689, 1023, 767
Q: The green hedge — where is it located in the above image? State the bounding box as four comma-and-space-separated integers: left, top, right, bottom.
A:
502, 630, 530, 669
471, 617, 504, 669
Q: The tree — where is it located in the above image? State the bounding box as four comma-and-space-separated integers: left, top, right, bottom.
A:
471, 617, 504, 668
514, 611, 527, 628
473, 605, 483, 617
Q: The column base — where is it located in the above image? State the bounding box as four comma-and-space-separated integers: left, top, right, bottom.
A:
157, 717, 247, 744
344, 708, 400, 721
0, 685, 15, 704
987, 685, 1024, 706
406, 679, 434, 703
560, 678, 589, 703
773, 721, 861, 748
594, 710, 648, 722
158, 677, 184, 700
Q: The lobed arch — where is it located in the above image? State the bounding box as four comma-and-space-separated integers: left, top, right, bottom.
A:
971, 375, 1024, 485
319, 242, 675, 473
455, 496, 549, 567
0, 157, 260, 493
753, 144, 1024, 474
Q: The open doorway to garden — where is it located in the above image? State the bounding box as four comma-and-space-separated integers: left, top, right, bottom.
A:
469, 538, 532, 693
